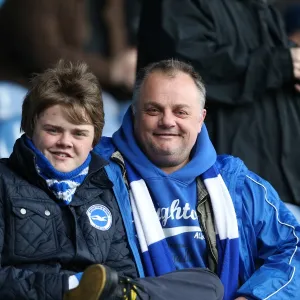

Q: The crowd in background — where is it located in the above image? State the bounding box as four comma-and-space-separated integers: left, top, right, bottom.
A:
1, 0, 300, 211
0, 0, 141, 157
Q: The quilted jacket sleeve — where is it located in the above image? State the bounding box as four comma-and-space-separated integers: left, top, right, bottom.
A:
236, 171, 300, 300
103, 191, 138, 278
0, 194, 70, 300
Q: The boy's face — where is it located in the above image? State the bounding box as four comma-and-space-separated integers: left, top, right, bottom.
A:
32, 104, 94, 172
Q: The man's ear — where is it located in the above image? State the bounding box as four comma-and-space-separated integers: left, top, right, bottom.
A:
201, 109, 207, 122
131, 104, 136, 116
198, 109, 207, 133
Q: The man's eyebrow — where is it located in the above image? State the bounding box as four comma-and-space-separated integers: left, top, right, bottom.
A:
143, 101, 162, 107
143, 102, 191, 109
173, 104, 191, 109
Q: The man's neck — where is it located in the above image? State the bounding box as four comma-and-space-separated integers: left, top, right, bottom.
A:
160, 159, 189, 174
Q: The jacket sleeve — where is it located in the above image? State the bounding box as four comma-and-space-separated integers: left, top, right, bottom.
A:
0, 192, 71, 299
137, 0, 294, 105
236, 171, 300, 299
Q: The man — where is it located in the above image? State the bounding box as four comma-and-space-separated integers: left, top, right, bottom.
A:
94, 59, 300, 300
136, 0, 300, 218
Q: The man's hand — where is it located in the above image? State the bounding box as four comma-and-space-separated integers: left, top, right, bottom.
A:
235, 297, 247, 300
290, 48, 300, 92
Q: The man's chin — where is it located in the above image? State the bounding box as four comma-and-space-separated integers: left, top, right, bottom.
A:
150, 143, 176, 153
150, 153, 180, 166
152, 149, 174, 157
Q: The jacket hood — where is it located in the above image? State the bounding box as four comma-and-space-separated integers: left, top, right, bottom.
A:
112, 108, 217, 184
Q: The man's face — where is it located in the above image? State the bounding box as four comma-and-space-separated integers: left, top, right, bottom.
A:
32, 105, 94, 172
134, 71, 206, 173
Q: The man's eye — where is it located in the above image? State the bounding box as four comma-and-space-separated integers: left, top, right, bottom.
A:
146, 108, 159, 114
177, 111, 188, 116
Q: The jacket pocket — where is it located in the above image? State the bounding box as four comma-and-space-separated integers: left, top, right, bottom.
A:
10, 199, 60, 258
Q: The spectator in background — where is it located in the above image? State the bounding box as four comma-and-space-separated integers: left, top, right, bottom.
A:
0, 0, 136, 92
283, 2, 300, 219
86, 0, 140, 134
285, 3, 300, 46
0, 0, 136, 158
137, 0, 300, 220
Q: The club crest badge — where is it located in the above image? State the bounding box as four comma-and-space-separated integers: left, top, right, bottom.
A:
86, 204, 112, 231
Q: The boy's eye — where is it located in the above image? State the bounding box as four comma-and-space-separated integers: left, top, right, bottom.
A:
74, 131, 86, 137
46, 128, 57, 133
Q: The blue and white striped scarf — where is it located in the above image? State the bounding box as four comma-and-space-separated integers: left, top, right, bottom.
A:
26, 137, 91, 205
126, 161, 239, 300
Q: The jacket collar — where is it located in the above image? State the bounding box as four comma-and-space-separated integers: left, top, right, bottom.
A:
8, 135, 112, 205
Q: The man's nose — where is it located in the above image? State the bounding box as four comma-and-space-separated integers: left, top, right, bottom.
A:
159, 111, 176, 127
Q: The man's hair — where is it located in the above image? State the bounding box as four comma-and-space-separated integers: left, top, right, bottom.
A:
132, 59, 206, 113
21, 60, 104, 146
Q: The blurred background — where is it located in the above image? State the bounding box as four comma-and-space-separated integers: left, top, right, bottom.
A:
0, 0, 141, 157
0, 0, 299, 158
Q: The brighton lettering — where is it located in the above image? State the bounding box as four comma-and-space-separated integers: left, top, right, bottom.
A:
157, 199, 198, 226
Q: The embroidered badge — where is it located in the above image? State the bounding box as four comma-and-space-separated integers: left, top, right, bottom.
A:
86, 204, 112, 231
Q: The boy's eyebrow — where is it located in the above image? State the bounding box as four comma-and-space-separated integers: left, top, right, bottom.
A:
72, 129, 90, 133
42, 124, 64, 130
42, 124, 90, 132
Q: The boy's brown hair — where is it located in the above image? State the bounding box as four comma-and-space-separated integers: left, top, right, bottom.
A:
21, 60, 104, 146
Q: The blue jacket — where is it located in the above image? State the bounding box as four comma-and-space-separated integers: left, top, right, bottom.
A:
95, 137, 300, 300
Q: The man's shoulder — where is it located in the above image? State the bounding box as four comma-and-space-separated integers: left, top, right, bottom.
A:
93, 136, 116, 161
215, 154, 248, 175
215, 155, 278, 200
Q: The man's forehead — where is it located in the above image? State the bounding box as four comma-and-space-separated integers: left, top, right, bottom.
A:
142, 99, 192, 108
142, 71, 195, 92
140, 73, 200, 100
144, 70, 190, 82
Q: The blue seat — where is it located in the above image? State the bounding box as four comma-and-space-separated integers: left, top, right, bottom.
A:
0, 82, 27, 158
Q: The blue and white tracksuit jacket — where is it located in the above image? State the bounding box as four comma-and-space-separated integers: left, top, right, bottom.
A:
94, 137, 300, 300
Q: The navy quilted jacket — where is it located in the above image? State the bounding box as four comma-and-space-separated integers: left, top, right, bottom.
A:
0, 136, 137, 299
